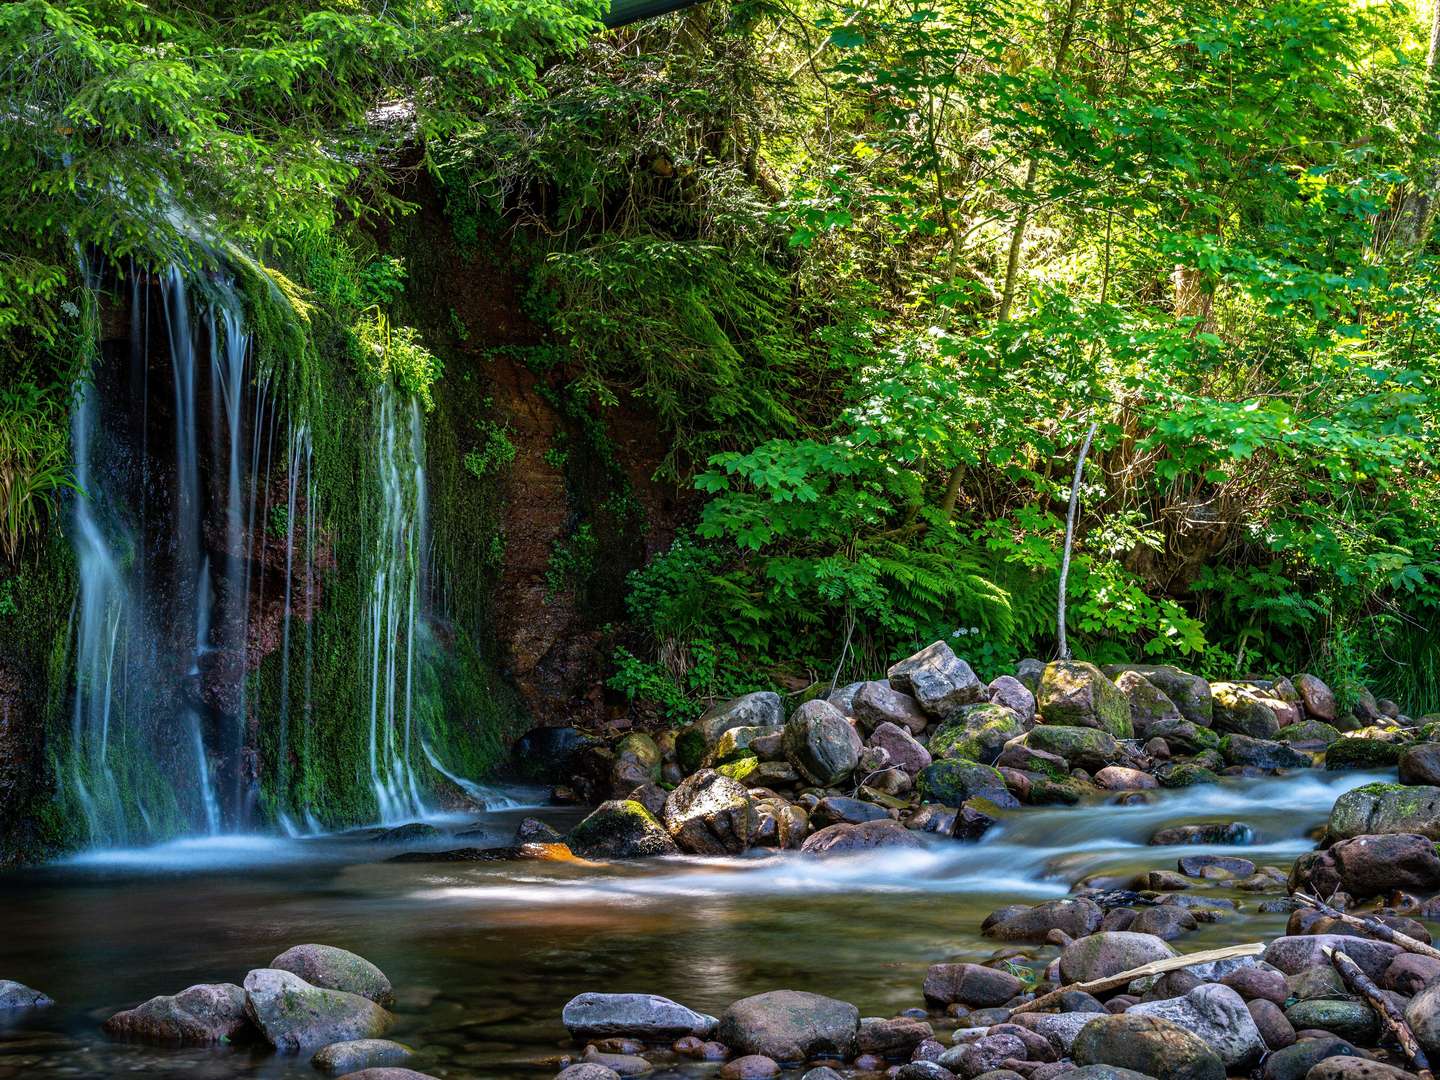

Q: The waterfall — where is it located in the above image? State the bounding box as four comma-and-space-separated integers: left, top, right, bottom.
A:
66, 265, 263, 846
364, 385, 430, 824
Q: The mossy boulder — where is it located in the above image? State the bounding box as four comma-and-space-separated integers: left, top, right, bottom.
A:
568, 800, 681, 858
1145, 718, 1220, 755
929, 704, 1025, 765
270, 945, 392, 1007
103, 984, 251, 1044
680, 692, 785, 771
1328, 782, 1440, 841
241, 968, 394, 1054
1071, 1014, 1224, 1080
1282, 1000, 1377, 1044
1038, 661, 1133, 738
663, 770, 758, 855
704, 726, 781, 768
1022, 725, 1119, 772
1324, 737, 1407, 771
615, 733, 662, 781
1278, 718, 1341, 747
1112, 670, 1183, 737
916, 759, 1013, 807
1104, 664, 1213, 726
1153, 761, 1222, 788
1219, 734, 1312, 771
1211, 683, 1282, 739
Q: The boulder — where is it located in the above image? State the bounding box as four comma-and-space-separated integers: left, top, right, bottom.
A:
103, 983, 250, 1044
1401, 744, 1440, 787
1211, 684, 1282, 739
887, 642, 986, 719
857, 1016, 934, 1057
916, 759, 1014, 807
1326, 738, 1406, 770
1328, 783, 1440, 841
1178, 854, 1254, 877
1296, 674, 1339, 721
1384, 953, 1440, 995
1261, 1038, 1360, 1080
581, 1047, 652, 1076
1113, 671, 1183, 737
242, 968, 394, 1054
1263, 936, 1401, 981
720, 1055, 780, 1079
1037, 661, 1133, 738
718, 990, 860, 1063
930, 704, 1025, 765
615, 733, 663, 781
1024, 1011, 1098, 1054
679, 693, 786, 771
1070, 1013, 1225, 1080
1128, 984, 1265, 1067
271, 945, 393, 1007
568, 800, 681, 859
557, 1068, 623, 1080
1149, 822, 1254, 846
1059, 933, 1177, 984
705, 726, 781, 767
800, 819, 925, 857
1246, 998, 1295, 1050
663, 770, 757, 855
0, 980, 53, 1010
988, 676, 1036, 724
1278, 719, 1342, 747
1221, 735, 1312, 770
1408, 981, 1440, 1059
867, 722, 932, 775
312, 1040, 414, 1075
1330, 832, 1440, 896
1306, 1058, 1425, 1080
982, 899, 1104, 942
783, 700, 859, 786
810, 797, 890, 829
1153, 761, 1221, 788
562, 993, 718, 1040
922, 963, 1024, 1007
337, 1070, 440, 1080
1093, 767, 1157, 791
1283, 1000, 1377, 1043
1143, 718, 1218, 755
854, 682, 929, 735
1022, 726, 1119, 772
1104, 664, 1213, 726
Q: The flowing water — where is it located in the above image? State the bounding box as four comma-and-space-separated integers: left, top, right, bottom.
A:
0, 770, 1398, 1080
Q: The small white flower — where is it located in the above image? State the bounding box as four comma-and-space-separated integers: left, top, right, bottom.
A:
970, 626, 981, 635
60, 300, 79, 318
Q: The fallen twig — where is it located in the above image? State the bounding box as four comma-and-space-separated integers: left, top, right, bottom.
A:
1011, 941, 1265, 1015
1295, 893, 1440, 963
1325, 945, 1435, 1080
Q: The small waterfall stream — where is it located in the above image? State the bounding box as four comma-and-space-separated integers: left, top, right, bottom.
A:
365, 385, 430, 824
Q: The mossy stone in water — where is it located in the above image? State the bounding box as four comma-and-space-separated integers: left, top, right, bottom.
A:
916, 759, 1011, 806
1279, 719, 1341, 746
1324, 737, 1407, 771
568, 800, 680, 859
1153, 761, 1221, 788
1328, 782, 1440, 841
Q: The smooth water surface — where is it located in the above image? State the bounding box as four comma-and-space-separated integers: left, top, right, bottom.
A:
0, 771, 1386, 1080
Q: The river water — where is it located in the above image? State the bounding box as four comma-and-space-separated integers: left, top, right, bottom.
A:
0, 770, 1391, 1080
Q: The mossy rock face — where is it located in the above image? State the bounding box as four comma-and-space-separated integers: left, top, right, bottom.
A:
1153, 761, 1222, 788
1328, 782, 1440, 841
568, 799, 681, 859
716, 755, 760, 784
676, 726, 709, 774
929, 704, 1024, 765
1023, 725, 1119, 772
1282, 1000, 1378, 1044
1038, 661, 1133, 738
916, 759, 1013, 807
1324, 737, 1407, 771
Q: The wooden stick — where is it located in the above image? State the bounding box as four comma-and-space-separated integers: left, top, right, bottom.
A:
1326, 945, 1435, 1080
1295, 892, 1440, 963
1011, 942, 1265, 1015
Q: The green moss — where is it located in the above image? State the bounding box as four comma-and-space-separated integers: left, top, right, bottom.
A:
1324, 737, 1406, 770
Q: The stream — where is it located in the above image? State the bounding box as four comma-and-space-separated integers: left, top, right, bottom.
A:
0, 770, 1388, 1080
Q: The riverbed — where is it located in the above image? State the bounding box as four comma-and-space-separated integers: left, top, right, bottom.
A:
0, 770, 1390, 1080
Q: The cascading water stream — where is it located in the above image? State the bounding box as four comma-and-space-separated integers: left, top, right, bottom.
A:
66, 264, 263, 847
365, 384, 430, 824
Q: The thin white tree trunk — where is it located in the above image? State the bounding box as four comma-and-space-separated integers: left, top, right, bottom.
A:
1057, 421, 1099, 660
